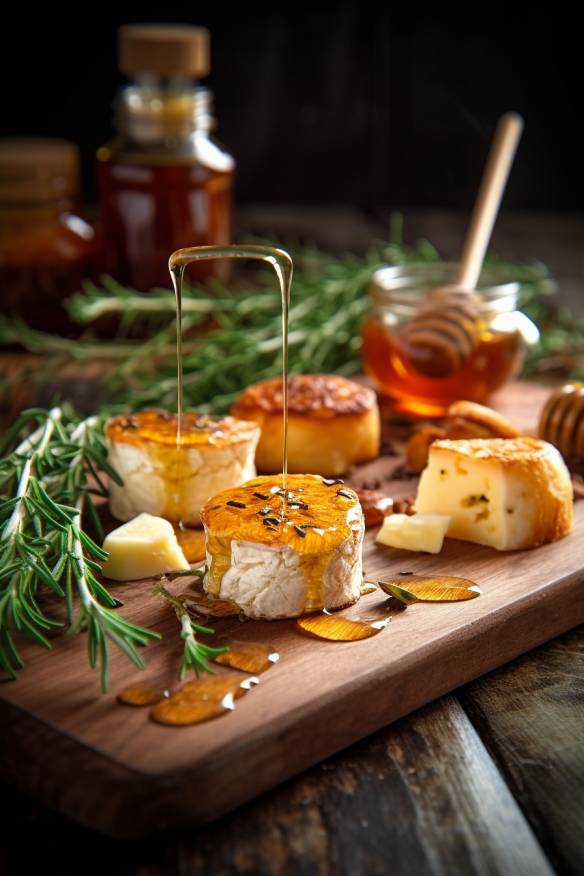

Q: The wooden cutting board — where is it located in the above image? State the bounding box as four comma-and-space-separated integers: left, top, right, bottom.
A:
1, 381, 583, 839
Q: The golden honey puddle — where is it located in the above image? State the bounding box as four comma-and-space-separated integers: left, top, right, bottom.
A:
174, 525, 206, 563
117, 684, 170, 706
215, 642, 279, 674
183, 592, 241, 618
150, 673, 259, 726
296, 613, 391, 641
360, 582, 379, 596
379, 575, 481, 603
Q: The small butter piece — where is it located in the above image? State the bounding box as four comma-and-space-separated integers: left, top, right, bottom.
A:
376, 513, 451, 554
101, 513, 189, 581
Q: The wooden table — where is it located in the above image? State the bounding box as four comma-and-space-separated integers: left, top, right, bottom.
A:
0, 208, 582, 876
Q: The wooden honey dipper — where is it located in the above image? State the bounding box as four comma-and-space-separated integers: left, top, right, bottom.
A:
539, 383, 584, 471
403, 112, 524, 378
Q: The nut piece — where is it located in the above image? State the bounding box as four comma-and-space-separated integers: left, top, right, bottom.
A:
405, 401, 521, 474
406, 426, 447, 473
446, 401, 521, 439
355, 488, 415, 528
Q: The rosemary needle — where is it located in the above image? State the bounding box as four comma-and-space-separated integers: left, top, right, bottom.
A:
154, 582, 229, 679
0, 239, 580, 413
0, 406, 160, 690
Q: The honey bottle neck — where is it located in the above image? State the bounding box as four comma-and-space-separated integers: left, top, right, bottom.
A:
114, 76, 215, 145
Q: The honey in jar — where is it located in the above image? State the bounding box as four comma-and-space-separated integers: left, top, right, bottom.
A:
0, 138, 103, 333
362, 263, 538, 418
96, 24, 235, 291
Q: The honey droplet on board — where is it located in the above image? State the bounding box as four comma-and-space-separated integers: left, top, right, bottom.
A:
360, 582, 379, 596
380, 575, 481, 603
184, 593, 241, 618
296, 614, 390, 642
150, 673, 258, 726
215, 642, 279, 674
117, 684, 169, 706
173, 526, 207, 563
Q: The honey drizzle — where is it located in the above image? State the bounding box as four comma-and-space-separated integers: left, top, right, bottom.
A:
169, 245, 293, 516
150, 673, 258, 726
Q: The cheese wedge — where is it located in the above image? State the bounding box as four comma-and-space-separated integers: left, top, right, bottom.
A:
415, 438, 573, 551
376, 513, 451, 553
101, 513, 188, 581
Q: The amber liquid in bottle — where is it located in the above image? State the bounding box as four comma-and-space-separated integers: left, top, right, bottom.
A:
97, 157, 233, 289
97, 22, 234, 291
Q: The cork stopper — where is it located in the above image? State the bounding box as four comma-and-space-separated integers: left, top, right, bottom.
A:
0, 138, 79, 204
118, 24, 210, 78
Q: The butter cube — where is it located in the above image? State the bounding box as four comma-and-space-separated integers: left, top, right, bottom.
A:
101, 513, 189, 581
376, 513, 451, 554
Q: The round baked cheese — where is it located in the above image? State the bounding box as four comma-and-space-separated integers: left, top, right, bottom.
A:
106, 411, 260, 526
200, 474, 365, 618
231, 374, 380, 477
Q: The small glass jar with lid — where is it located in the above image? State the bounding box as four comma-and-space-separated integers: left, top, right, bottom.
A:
96, 24, 235, 291
0, 138, 103, 333
361, 263, 539, 418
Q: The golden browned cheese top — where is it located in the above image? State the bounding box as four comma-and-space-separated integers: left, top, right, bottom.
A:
201, 474, 362, 555
105, 410, 259, 450
232, 375, 376, 418
432, 436, 560, 464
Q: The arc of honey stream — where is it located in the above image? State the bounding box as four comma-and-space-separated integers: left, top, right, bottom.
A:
169, 244, 294, 514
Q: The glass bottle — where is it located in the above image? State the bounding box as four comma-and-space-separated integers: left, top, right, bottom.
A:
96, 24, 235, 291
0, 138, 103, 333
361, 263, 539, 418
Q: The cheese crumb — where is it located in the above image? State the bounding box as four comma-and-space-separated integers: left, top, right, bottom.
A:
376, 513, 451, 554
101, 513, 189, 581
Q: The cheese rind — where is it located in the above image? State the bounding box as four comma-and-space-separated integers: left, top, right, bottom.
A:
106, 411, 260, 525
201, 474, 365, 619
376, 513, 451, 554
415, 437, 573, 551
101, 513, 189, 581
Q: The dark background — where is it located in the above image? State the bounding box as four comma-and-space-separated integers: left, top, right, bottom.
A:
1, 5, 581, 211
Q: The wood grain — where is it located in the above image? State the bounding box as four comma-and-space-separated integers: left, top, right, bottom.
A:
460, 626, 584, 876
1, 381, 583, 839
176, 696, 553, 876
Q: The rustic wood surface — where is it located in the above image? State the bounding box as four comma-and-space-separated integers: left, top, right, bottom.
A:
0, 381, 583, 850
0, 208, 583, 875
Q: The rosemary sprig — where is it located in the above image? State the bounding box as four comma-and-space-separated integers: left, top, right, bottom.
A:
0, 406, 160, 689
154, 581, 229, 679
1, 238, 580, 415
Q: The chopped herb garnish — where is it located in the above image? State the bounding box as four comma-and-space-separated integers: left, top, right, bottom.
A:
336, 489, 354, 500
226, 500, 246, 509
121, 417, 138, 430
289, 501, 309, 510
259, 507, 273, 516
323, 478, 344, 486
253, 492, 270, 500
294, 526, 307, 538
263, 517, 281, 526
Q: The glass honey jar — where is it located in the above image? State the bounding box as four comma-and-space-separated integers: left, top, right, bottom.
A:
96, 24, 235, 291
361, 263, 539, 418
0, 138, 103, 333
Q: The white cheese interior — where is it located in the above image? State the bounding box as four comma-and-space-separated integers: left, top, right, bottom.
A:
206, 530, 363, 620
416, 450, 535, 550
108, 440, 257, 525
